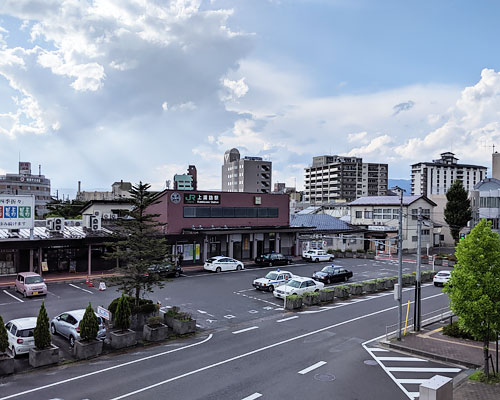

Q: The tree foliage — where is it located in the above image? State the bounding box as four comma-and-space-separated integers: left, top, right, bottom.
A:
0, 315, 8, 354
114, 294, 131, 331
45, 199, 86, 219
444, 219, 500, 376
444, 180, 472, 242
34, 301, 51, 350
106, 182, 169, 307
80, 303, 99, 342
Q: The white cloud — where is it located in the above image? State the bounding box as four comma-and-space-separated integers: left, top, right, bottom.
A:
347, 131, 368, 143
221, 77, 248, 101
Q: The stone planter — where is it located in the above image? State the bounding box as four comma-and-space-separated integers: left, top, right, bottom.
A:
334, 287, 349, 299
420, 272, 431, 282
385, 279, 395, 289
74, 339, 103, 360
366, 253, 375, 259
164, 316, 196, 335
110, 329, 137, 349
143, 323, 169, 342
319, 290, 335, 303
303, 293, 321, 306
335, 252, 344, 258
0, 354, 14, 376
375, 280, 386, 291
344, 252, 353, 258
284, 296, 302, 310
402, 275, 416, 286
130, 310, 159, 331
363, 282, 376, 293
349, 285, 363, 296
29, 345, 59, 368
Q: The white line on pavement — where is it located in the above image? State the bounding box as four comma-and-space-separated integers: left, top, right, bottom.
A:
232, 326, 259, 335
397, 379, 430, 384
69, 284, 93, 294
377, 357, 427, 362
298, 361, 327, 375
276, 316, 299, 323
386, 367, 461, 373
2, 290, 23, 303
365, 348, 389, 352
241, 393, 262, 400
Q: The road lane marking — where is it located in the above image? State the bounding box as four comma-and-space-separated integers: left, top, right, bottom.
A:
69, 284, 93, 294
232, 326, 259, 335
298, 361, 327, 375
241, 393, 262, 400
277, 316, 298, 323
366, 348, 389, 352
2, 290, 23, 303
377, 357, 427, 362
386, 367, 461, 373
397, 379, 430, 384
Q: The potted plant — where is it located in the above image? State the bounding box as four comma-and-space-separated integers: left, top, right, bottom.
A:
375, 278, 387, 291
284, 294, 303, 310
334, 285, 349, 299
143, 316, 168, 342
348, 283, 363, 295
302, 291, 321, 306
108, 296, 159, 331
319, 288, 335, 303
164, 307, 196, 335
110, 294, 137, 349
384, 277, 395, 289
402, 273, 415, 286
344, 249, 353, 258
0, 315, 14, 376
29, 301, 59, 368
366, 250, 375, 259
362, 280, 377, 293
74, 303, 103, 360
335, 249, 344, 258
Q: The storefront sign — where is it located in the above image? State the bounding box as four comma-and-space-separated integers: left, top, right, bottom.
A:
184, 193, 221, 204
0, 195, 35, 229
97, 306, 111, 321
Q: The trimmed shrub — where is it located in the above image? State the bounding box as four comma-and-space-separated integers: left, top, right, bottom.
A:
165, 306, 192, 321
108, 296, 156, 315
34, 301, 51, 350
80, 303, 99, 342
114, 294, 131, 331
0, 315, 8, 353
356, 249, 365, 253
327, 249, 334, 254
147, 316, 164, 327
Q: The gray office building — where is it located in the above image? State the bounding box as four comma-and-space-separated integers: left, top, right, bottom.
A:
222, 148, 272, 193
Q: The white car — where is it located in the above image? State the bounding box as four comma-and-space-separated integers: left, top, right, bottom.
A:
273, 276, 325, 299
5, 317, 37, 357
204, 256, 244, 272
253, 270, 294, 292
303, 249, 334, 262
433, 271, 451, 287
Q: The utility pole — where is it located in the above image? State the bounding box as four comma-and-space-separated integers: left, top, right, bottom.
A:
414, 207, 422, 331
397, 188, 404, 340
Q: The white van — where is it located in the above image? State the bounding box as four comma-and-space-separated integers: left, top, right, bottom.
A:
302, 249, 334, 262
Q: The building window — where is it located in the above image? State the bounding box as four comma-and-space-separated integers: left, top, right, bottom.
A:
364, 211, 373, 218
183, 207, 279, 218
412, 236, 418, 242
355, 211, 362, 218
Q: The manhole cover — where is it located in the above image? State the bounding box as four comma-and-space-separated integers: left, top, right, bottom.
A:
314, 373, 336, 382
364, 360, 378, 366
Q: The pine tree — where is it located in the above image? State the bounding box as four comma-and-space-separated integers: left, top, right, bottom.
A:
34, 301, 51, 349
0, 315, 9, 354
106, 182, 169, 307
444, 180, 472, 242
114, 294, 131, 332
80, 303, 99, 342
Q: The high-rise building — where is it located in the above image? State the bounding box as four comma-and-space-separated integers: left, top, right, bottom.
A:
411, 152, 487, 196
0, 161, 52, 216
304, 155, 387, 204
174, 165, 197, 191
222, 148, 272, 193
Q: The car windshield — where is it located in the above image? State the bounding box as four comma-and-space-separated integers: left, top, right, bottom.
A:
438, 272, 450, 276
321, 266, 334, 273
262, 254, 271, 259
25, 276, 43, 284
17, 328, 35, 338
287, 280, 302, 288
207, 258, 218, 263
265, 272, 278, 280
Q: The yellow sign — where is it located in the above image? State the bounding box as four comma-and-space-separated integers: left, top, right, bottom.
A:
41, 262, 48, 272
195, 244, 200, 259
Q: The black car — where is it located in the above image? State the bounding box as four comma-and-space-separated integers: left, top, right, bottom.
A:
254, 253, 293, 267
147, 263, 183, 278
312, 265, 353, 284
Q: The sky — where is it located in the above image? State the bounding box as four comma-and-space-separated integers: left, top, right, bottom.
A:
1, 0, 500, 197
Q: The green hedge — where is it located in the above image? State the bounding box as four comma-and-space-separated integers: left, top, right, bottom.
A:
108, 296, 156, 315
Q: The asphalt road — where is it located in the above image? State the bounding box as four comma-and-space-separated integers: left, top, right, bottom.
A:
0, 258, 456, 400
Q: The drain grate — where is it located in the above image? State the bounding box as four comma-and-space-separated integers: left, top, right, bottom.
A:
364, 360, 378, 366
314, 373, 336, 382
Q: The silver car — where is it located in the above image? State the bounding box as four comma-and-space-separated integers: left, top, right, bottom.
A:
50, 309, 106, 347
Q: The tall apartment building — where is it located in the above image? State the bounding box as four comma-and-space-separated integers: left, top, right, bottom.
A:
411, 152, 487, 196
222, 148, 272, 193
304, 155, 388, 204
0, 161, 52, 216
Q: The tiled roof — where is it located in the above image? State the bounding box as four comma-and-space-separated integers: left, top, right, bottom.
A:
290, 214, 352, 231
348, 195, 434, 206
0, 226, 113, 241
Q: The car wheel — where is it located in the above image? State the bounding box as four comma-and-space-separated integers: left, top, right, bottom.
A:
69, 335, 75, 347
330, 257, 334, 261
216, 267, 221, 273
236, 265, 242, 271
434, 282, 438, 286
268, 285, 274, 292
175, 271, 180, 278
50, 323, 57, 335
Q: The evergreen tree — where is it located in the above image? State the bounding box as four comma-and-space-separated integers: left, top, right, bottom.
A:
0, 315, 9, 354
80, 303, 99, 342
444, 180, 472, 242
34, 301, 51, 349
45, 199, 86, 219
114, 294, 131, 331
106, 182, 169, 307
444, 219, 500, 377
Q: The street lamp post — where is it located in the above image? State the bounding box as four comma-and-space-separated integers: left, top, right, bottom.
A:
397, 188, 404, 340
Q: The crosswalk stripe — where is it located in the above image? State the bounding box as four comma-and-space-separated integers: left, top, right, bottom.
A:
365, 348, 389, 352
378, 357, 428, 362
386, 367, 461, 372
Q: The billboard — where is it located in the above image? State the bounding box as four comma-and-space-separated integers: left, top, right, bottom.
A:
0, 195, 35, 229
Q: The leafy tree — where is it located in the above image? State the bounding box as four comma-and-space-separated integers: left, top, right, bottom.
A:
106, 182, 169, 307
45, 199, 86, 219
80, 303, 99, 342
444, 219, 500, 377
114, 294, 131, 331
34, 301, 51, 349
0, 315, 8, 354
444, 180, 472, 242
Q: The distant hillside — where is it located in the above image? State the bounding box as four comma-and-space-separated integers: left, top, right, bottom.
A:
388, 179, 411, 194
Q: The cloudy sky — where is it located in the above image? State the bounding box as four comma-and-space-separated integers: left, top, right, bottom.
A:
1, 0, 500, 196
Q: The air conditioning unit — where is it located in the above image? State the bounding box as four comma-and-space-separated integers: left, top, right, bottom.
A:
94, 210, 101, 217
110, 214, 118, 220
46, 218, 54, 230
54, 217, 65, 232
91, 216, 102, 231
74, 220, 82, 227
102, 213, 110, 220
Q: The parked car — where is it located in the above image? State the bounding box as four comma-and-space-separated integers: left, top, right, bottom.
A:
254, 253, 293, 267
312, 265, 353, 284
273, 277, 324, 299
302, 249, 334, 262
204, 256, 244, 272
5, 317, 37, 357
51, 309, 106, 347
433, 271, 451, 287
253, 270, 294, 292
15, 272, 47, 298
148, 262, 183, 278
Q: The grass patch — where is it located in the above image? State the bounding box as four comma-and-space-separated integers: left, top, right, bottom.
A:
469, 370, 500, 384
